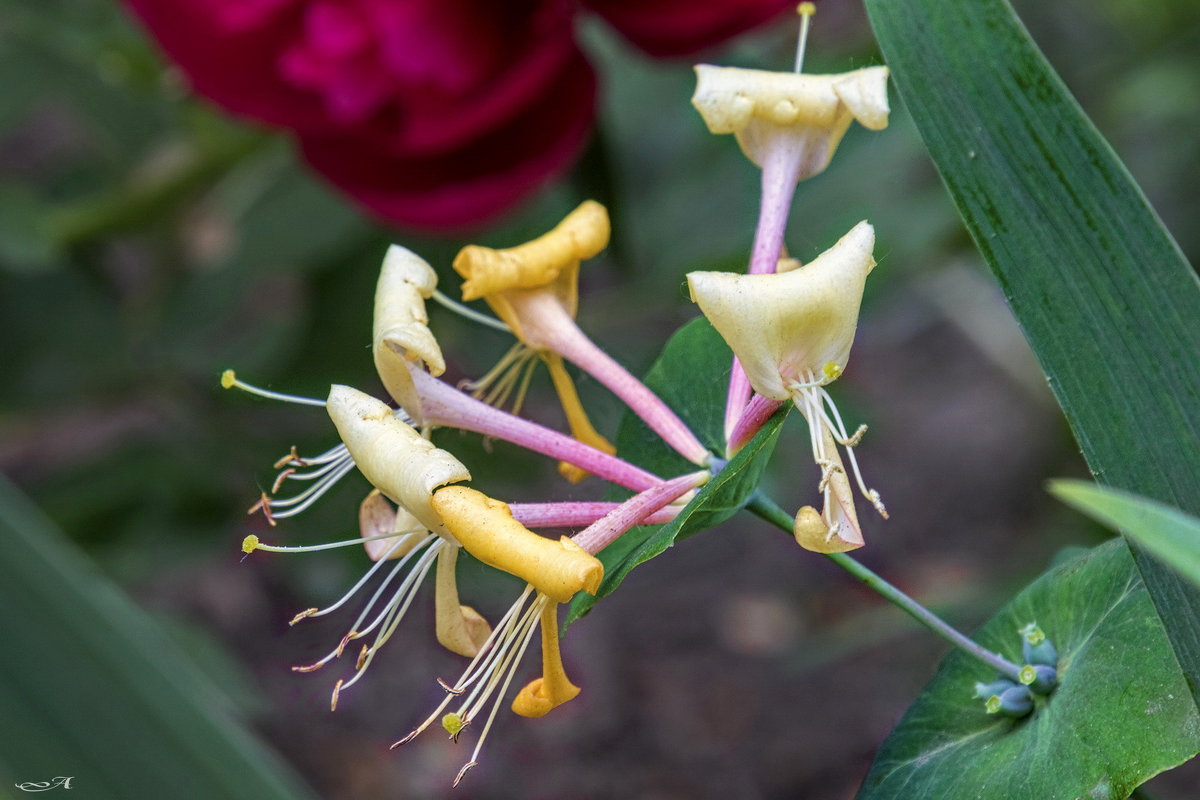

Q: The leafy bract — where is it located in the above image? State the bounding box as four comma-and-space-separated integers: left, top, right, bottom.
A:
858, 540, 1200, 800
1051, 481, 1200, 589
865, 0, 1200, 699
566, 318, 786, 625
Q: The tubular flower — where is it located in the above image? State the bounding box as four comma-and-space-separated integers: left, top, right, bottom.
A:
454, 201, 710, 470
687, 221, 886, 552
453, 200, 615, 480
691, 29, 890, 437
691, 64, 890, 184
238, 381, 494, 718
396, 486, 604, 786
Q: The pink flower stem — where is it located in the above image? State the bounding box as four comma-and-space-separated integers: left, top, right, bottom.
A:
571, 471, 709, 555
510, 501, 679, 529
723, 136, 806, 445
727, 394, 784, 454
411, 367, 662, 493
514, 292, 711, 465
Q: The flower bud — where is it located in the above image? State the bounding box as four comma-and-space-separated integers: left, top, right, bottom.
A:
985, 684, 1033, 718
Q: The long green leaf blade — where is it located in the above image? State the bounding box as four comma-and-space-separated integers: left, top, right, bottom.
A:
864, 0, 1200, 699
1051, 480, 1200, 588
0, 476, 319, 800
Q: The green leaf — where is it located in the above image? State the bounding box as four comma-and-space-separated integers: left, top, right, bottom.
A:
1050, 480, 1200, 589
857, 540, 1200, 800
865, 0, 1200, 701
0, 476, 319, 800
566, 318, 786, 625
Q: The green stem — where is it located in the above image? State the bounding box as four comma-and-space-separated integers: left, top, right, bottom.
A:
745, 492, 1023, 681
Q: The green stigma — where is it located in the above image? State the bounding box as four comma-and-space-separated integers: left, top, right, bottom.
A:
985, 695, 1002, 714
442, 712, 466, 736
221, 369, 237, 389
242, 534, 260, 554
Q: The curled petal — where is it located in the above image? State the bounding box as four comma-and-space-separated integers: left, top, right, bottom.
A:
688, 221, 876, 401
431, 486, 603, 603
692, 65, 890, 176
452, 200, 609, 321
358, 489, 425, 561
511, 601, 579, 717
327, 385, 470, 539
372, 246, 444, 421
434, 546, 492, 657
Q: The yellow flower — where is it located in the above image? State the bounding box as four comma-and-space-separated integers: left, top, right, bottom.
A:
687, 222, 886, 552
692, 64, 890, 181
452, 201, 617, 480
397, 486, 604, 786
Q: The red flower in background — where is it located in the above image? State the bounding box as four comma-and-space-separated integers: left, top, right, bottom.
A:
124, 0, 791, 229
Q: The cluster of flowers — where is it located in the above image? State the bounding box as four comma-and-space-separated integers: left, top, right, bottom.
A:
226, 6, 894, 785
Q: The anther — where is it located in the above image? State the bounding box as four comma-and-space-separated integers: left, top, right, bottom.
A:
356, 645, 369, 671
291, 661, 326, 674
330, 679, 343, 711
391, 730, 419, 749
452, 761, 479, 788
438, 677, 464, 696
273, 446, 305, 469
271, 468, 296, 494
838, 424, 867, 448
289, 608, 318, 626
247, 493, 277, 526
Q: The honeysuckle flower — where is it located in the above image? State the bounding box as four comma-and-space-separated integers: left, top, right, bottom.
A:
687, 221, 886, 552
691, 63, 890, 186
395, 473, 704, 785
692, 20, 890, 436
235, 380, 496, 715
453, 200, 710, 468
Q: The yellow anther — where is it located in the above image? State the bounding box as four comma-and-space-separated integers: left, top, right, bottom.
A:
241, 534, 259, 554
289, 607, 318, 626
220, 369, 237, 389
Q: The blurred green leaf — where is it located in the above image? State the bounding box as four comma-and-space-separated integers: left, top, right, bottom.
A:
0, 475, 319, 800
1050, 480, 1200, 588
865, 0, 1200, 701
858, 539, 1200, 799
567, 318, 786, 625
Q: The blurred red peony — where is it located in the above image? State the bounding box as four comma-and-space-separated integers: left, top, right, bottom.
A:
124, 0, 792, 229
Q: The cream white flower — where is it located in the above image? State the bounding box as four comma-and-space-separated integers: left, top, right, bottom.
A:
692, 65, 890, 181
687, 221, 886, 552
372, 245, 446, 424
